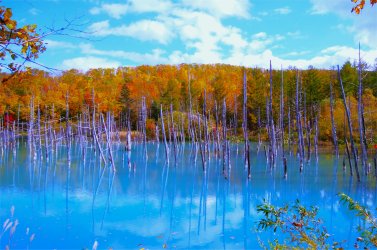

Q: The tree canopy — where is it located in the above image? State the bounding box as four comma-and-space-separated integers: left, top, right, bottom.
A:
0, 4, 85, 81
0, 6, 46, 76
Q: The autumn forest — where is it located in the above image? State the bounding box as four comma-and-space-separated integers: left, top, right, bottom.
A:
1, 61, 376, 146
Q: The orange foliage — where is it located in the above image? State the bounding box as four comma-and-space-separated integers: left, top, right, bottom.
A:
0, 63, 377, 145
352, 0, 377, 14
0, 7, 46, 75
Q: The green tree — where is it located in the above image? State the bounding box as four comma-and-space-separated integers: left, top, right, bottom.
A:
161, 79, 180, 109
340, 61, 358, 96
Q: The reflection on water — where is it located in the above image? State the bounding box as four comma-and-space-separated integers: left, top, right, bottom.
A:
0, 141, 376, 249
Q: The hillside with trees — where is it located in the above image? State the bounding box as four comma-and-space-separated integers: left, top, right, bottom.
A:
0, 62, 376, 145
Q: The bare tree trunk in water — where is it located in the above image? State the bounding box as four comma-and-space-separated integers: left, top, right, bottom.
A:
357, 44, 368, 175
242, 70, 251, 178
160, 105, 169, 165
329, 82, 339, 156
338, 65, 360, 182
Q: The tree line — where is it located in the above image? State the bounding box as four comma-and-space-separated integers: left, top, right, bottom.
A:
0, 61, 376, 145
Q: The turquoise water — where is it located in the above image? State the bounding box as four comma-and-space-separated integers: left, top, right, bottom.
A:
0, 141, 376, 249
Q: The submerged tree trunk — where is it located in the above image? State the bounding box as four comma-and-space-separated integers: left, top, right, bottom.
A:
303, 93, 311, 162
314, 111, 319, 160
197, 111, 206, 172
242, 70, 251, 178
92, 90, 106, 165
257, 107, 262, 149
329, 82, 339, 156
288, 106, 292, 154
126, 111, 132, 151
65, 92, 71, 164
295, 71, 303, 172
187, 71, 194, 143
203, 90, 209, 161
345, 138, 353, 176
373, 151, 377, 178
170, 103, 178, 162
269, 61, 277, 164
160, 105, 169, 165
233, 94, 237, 136
338, 65, 360, 182
102, 112, 116, 172
357, 44, 368, 175
215, 101, 221, 157
280, 66, 285, 155
222, 98, 227, 178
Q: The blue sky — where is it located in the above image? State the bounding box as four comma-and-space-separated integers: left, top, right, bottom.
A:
4, 0, 377, 71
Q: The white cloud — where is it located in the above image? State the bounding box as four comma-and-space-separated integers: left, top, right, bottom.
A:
221, 27, 248, 49
248, 33, 285, 53
89, 6, 101, 15
89, 0, 172, 18
168, 10, 229, 51
287, 31, 305, 39
320, 46, 377, 65
29, 8, 39, 16
252, 32, 267, 39
79, 43, 169, 65
181, 0, 251, 19
347, 7, 377, 49
124, 20, 173, 44
309, 0, 365, 16
88, 20, 173, 44
62, 41, 377, 71
274, 7, 291, 15
309, 0, 351, 15
242, 46, 377, 69
127, 0, 173, 13
61, 56, 121, 71
282, 51, 311, 57
86, 0, 256, 56
89, 4, 128, 19
100, 3, 128, 19
78, 0, 377, 71
258, 11, 268, 16
45, 40, 76, 49
157, 9, 251, 62
87, 20, 110, 32
90, 0, 250, 19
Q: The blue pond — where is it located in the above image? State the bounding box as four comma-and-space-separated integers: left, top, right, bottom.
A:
0, 141, 376, 249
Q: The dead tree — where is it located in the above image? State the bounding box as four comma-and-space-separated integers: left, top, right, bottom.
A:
338, 65, 360, 182
357, 44, 368, 175
279, 66, 285, 154
170, 103, 178, 162
329, 82, 339, 156
160, 105, 169, 165
268, 61, 277, 163
222, 98, 228, 178
233, 95, 237, 136
242, 70, 251, 178
296, 71, 304, 172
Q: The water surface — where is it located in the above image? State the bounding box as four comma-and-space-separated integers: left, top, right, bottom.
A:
0, 141, 376, 249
